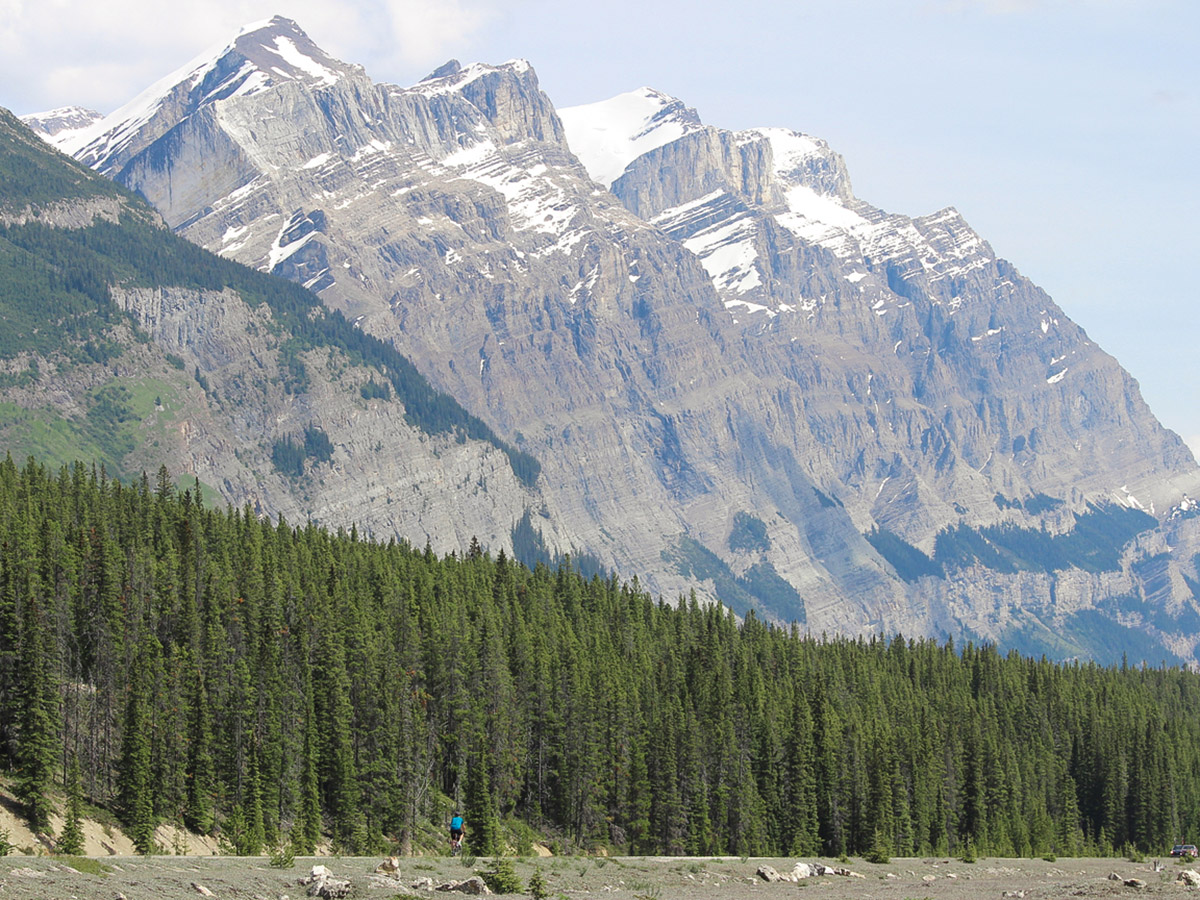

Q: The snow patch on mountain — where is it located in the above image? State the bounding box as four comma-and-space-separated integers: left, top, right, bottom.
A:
265, 35, 342, 86
685, 215, 762, 296
268, 218, 318, 271
560, 88, 705, 188
439, 139, 584, 245
775, 183, 868, 254
20, 106, 103, 142
758, 128, 825, 176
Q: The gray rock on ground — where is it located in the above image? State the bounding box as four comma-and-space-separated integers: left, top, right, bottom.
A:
374, 856, 401, 878
436, 875, 492, 894
298, 865, 351, 899
757, 861, 863, 882
756, 865, 784, 882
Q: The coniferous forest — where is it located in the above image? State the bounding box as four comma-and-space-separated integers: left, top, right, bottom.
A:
1, 456, 1199, 859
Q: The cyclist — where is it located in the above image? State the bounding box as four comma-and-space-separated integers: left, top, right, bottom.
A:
449, 812, 465, 854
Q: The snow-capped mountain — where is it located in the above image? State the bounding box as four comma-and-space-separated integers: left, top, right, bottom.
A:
44, 17, 1200, 663
561, 99, 995, 322
20, 105, 103, 141
53, 16, 362, 175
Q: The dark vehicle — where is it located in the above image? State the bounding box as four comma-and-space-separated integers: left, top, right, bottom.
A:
1170, 844, 1198, 858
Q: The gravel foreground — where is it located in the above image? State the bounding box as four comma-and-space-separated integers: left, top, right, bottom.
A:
1, 854, 1198, 900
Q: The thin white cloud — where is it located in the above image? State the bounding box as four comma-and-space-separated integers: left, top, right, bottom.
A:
379, 0, 495, 67
0, 0, 496, 115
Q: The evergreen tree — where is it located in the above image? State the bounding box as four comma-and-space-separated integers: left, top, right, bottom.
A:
294, 668, 322, 855
185, 664, 215, 834
58, 756, 85, 855
465, 755, 501, 856
624, 733, 652, 853
118, 634, 159, 853
15, 589, 58, 833
7, 479, 59, 835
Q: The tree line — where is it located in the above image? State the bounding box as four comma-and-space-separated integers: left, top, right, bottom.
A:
1, 455, 1199, 858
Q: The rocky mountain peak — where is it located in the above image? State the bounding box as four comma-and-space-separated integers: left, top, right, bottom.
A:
54, 16, 362, 176
423, 60, 464, 81
225, 15, 362, 89
750, 126, 854, 201
410, 57, 563, 145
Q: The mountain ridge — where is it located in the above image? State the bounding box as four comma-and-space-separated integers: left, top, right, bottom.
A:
17, 18, 1200, 664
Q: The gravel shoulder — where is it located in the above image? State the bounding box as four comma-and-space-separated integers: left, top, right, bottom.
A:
1, 854, 1198, 900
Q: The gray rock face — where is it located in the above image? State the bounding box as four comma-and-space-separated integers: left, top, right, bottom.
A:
617, 121, 1199, 525
109, 282, 541, 554
0, 194, 130, 229
62, 19, 1200, 663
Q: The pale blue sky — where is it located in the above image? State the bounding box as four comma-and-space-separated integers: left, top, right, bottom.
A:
3, 0, 1196, 457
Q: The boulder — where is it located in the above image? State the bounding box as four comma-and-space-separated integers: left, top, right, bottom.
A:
437, 876, 491, 894
309, 878, 352, 899
298, 865, 351, 899
816, 865, 864, 878
375, 856, 401, 878
756, 865, 784, 883
779, 862, 863, 880
304, 866, 332, 883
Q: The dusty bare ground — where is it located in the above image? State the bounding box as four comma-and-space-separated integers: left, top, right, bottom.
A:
1, 854, 1198, 900
0, 786, 220, 858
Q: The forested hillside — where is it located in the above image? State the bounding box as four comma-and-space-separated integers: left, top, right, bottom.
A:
0, 212, 538, 485
1, 456, 1198, 859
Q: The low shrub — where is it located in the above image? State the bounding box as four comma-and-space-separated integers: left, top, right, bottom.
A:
481, 858, 523, 894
